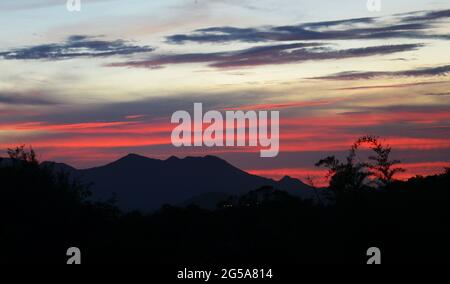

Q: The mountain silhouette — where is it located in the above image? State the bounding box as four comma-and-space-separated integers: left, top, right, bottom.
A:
40, 161, 76, 173
4, 154, 316, 211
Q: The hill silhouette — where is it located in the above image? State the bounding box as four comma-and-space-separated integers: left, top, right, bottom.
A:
44, 154, 316, 211
0, 144, 448, 264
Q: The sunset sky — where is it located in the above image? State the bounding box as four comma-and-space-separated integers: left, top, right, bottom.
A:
1, 0, 449, 185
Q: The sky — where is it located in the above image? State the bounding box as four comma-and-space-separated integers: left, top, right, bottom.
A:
0, 0, 449, 185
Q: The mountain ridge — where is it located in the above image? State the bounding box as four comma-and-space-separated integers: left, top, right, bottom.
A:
1, 154, 316, 211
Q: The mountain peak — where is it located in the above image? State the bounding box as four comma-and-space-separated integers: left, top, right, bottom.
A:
120, 153, 162, 162
122, 153, 146, 160
68, 154, 314, 211
40, 161, 76, 172
108, 153, 160, 168
280, 176, 295, 182
116, 154, 230, 166
166, 156, 180, 162
204, 155, 226, 162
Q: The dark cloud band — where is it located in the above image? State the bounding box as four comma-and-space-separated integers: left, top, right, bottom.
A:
0, 35, 154, 60
107, 43, 423, 69
310, 65, 450, 80
0, 92, 58, 106
166, 9, 450, 44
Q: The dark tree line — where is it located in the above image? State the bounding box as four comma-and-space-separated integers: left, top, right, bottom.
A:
0, 140, 449, 264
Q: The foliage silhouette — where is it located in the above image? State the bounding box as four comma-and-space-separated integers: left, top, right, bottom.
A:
7, 145, 38, 165
316, 135, 405, 196
0, 142, 448, 264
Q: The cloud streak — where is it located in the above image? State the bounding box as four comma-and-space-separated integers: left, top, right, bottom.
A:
0, 35, 154, 60
166, 9, 450, 44
401, 9, 450, 22
424, 92, 450, 97
311, 65, 450, 80
108, 43, 423, 69
0, 91, 57, 106
167, 23, 440, 44
332, 81, 448, 91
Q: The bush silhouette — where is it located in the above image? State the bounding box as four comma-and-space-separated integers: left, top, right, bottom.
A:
0, 143, 448, 264
316, 135, 405, 197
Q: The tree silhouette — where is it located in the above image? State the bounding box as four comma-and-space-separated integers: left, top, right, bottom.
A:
444, 167, 450, 175
7, 145, 38, 164
1, 145, 448, 264
316, 136, 405, 194
352, 135, 405, 186
315, 148, 370, 195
